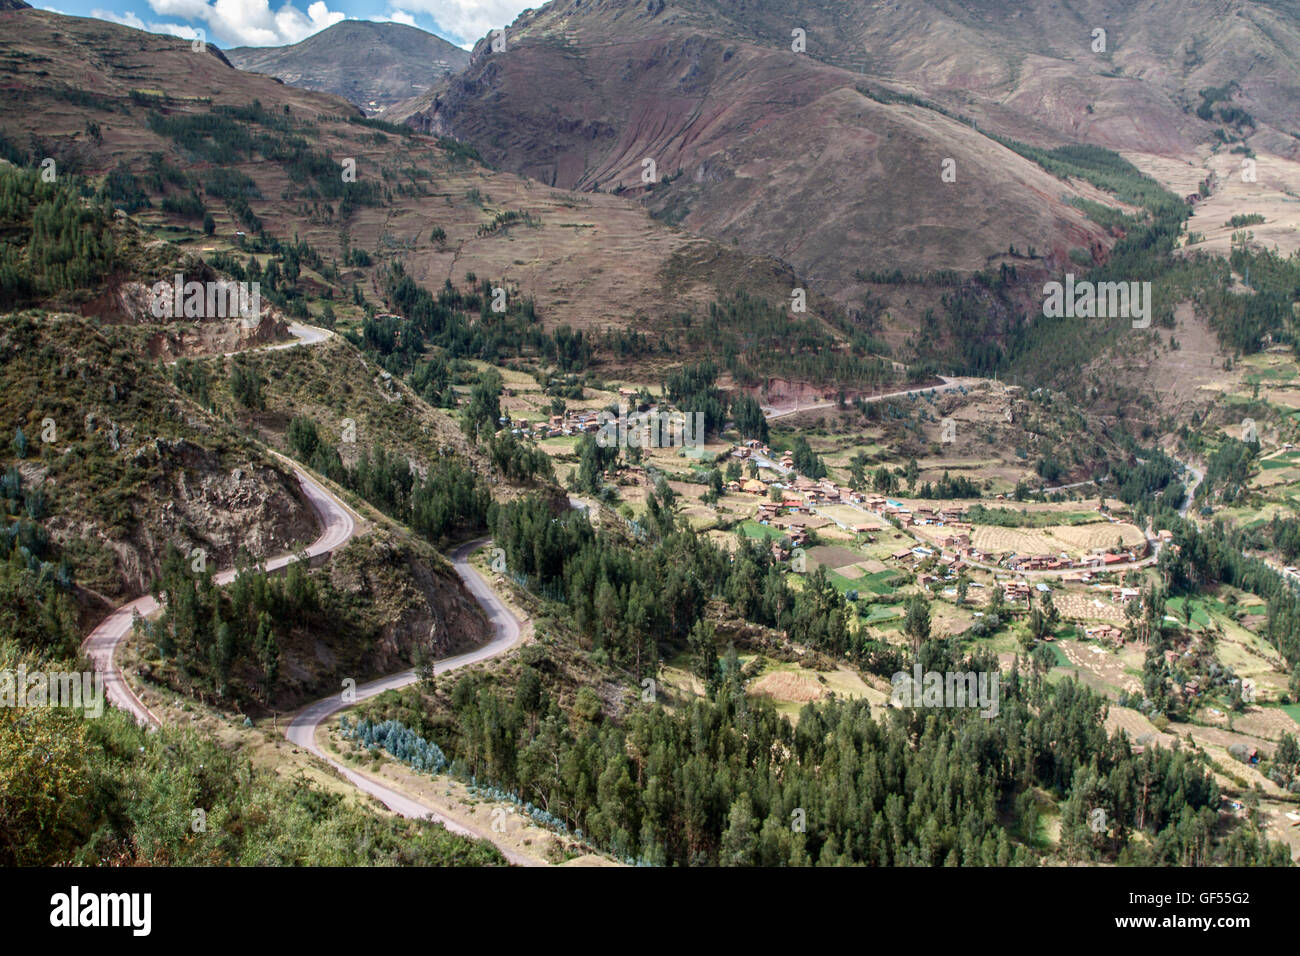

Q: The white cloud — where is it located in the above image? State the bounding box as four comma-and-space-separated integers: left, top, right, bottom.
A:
92, 8, 147, 28
396, 0, 526, 46
144, 0, 345, 46
92, 8, 203, 39
379, 8, 418, 27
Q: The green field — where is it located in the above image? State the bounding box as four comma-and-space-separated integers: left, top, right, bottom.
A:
861, 603, 904, 623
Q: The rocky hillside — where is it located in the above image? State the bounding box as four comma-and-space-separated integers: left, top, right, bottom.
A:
0, 313, 318, 604
0, 7, 828, 352
393, 0, 1300, 298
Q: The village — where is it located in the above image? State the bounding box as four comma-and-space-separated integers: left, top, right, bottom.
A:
721, 438, 1159, 623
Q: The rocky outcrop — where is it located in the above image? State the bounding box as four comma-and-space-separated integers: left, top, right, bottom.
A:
327, 534, 491, 671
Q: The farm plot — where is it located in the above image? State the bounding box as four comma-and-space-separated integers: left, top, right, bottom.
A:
970, 521, 1145, 557
1105, 706, 1178, 748
1053, 590, 1127, 623
1057, 639, 1142, 696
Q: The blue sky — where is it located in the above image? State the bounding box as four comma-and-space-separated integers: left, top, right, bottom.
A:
38, 0, 530, 48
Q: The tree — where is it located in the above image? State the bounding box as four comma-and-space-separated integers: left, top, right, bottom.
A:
576, 433, 617, 494
460, 368, 503, 444
257, 612, 279, 697
848, 452, 868, 491
790, 436, 827, 478
688, 618, 718, 690
229, 360, 263, 409
719, 793, 759, 866
904, 594, 931, 652
731, 394, 768, 443
203, 213, 215, 235
11, 427, 26, 459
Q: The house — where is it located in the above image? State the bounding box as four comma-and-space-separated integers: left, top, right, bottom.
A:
1085, 625, 1124, 644
1003, 581, 1031, 603
742, 478, 767, 495
1102, 552, 1128, 566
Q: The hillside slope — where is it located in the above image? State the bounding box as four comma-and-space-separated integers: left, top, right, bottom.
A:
393, 0, 1300, 299
227, 20, 470, 114
0, 7, 844, 374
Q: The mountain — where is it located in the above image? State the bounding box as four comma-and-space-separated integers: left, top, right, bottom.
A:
0, 7, 848, 384
392, 0, 1300, 301
226, 20, 470, 114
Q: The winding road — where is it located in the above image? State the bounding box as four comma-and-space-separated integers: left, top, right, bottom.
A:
80, 461, 355, 726
80, 322, 535, 863
283, 537, 531, 865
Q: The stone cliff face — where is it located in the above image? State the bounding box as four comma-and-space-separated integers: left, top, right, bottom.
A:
326, 535, 491, 673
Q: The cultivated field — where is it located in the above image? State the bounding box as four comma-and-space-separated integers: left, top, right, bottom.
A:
970, 521, 1145, 557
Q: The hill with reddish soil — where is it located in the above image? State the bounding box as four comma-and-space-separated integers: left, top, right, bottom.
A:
392, 0, 1300, 300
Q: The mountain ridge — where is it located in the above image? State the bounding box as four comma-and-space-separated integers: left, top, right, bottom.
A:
227, 20, 470, 114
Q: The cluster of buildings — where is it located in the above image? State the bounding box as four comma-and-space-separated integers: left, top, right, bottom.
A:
499, 409, 603, 440
1000, 543, 1149, 574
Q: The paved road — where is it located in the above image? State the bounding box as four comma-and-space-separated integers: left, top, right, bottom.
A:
762, 376, 971, 420
283, 537, 532, 865
221, 322, 333, 357
80, 319, 537, 862
1179, 460, 1205, 519
80, 466, 356, 725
